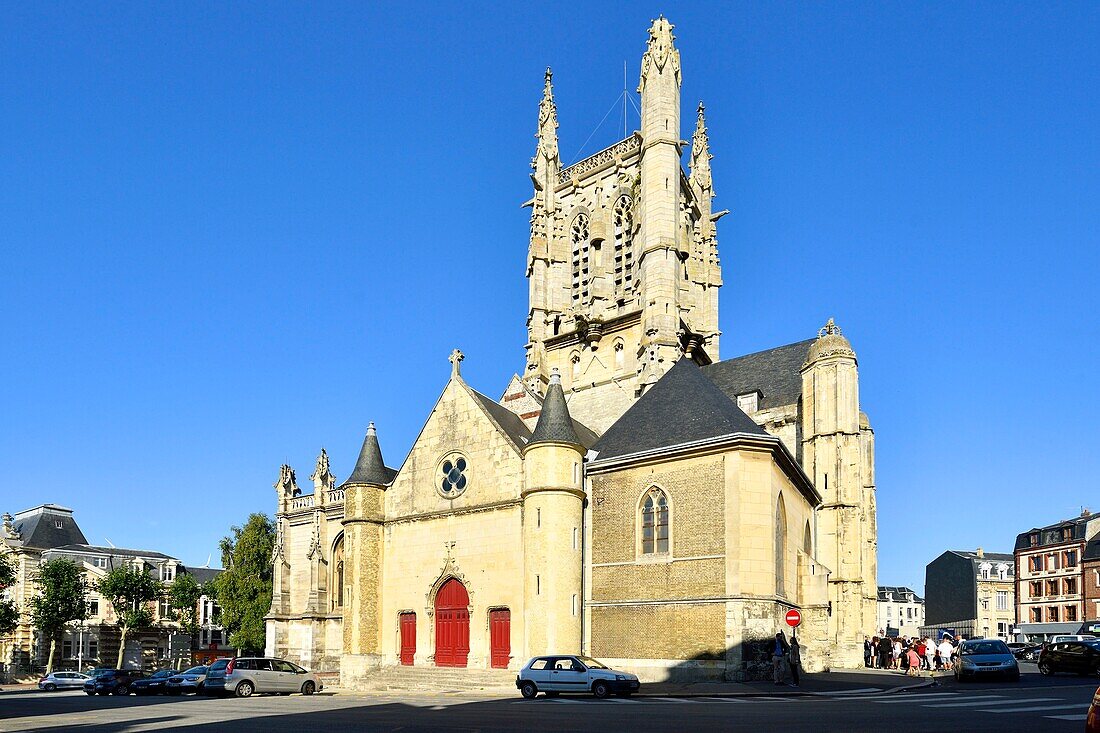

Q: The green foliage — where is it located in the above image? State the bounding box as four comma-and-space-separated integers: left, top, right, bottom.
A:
98, 564, 162, 668
0, 552, 21, 637
211, 513, 274, 654
30, 558, 89, 672
168, 572, 203, 636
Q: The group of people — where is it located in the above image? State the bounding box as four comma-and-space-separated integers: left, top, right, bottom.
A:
772, 632, 802, 686
864, 634, 962, 675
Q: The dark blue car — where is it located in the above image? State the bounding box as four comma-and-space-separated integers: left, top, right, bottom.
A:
130, 669, 175, 695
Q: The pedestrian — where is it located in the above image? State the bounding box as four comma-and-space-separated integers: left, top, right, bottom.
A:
789, 636, 802, 687
892, 638, 902, 670
937, 637, 954, 671
915, 638, 927, 670
924, 637, 935, 671
773, 631, 791, 685
878, 636, 891, 670
864, 637, 872, 668
906, 646, 921, 677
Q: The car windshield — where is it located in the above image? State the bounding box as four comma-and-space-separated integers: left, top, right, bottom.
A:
576, 656, 609, 669
182, 666, 207, 675
961, 641, 1010, 655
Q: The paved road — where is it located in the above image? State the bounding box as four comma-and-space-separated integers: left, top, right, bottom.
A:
1, 674, 1095, 732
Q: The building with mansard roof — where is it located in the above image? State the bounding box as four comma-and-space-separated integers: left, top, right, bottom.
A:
266, 18, 877, 685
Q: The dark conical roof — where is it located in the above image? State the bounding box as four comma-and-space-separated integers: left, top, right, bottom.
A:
343, 423, 397, 486
529, 371, 582, 447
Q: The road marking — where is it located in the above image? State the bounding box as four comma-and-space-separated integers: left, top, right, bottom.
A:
699, 697, 752, 703
1047, 714, 1089, 721
872, 693, 959, 701
925, 696, 1065, 708
984, 703, 1089, 713
646, 697, 696, 703
822, 687, 882, 695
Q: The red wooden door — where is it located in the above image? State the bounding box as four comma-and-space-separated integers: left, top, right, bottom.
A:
434, 579, 470, 667
489, 609, 510, 669
399, 612, 416, 666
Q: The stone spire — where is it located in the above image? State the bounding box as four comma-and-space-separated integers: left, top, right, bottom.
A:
529, 369, 581, 447
534, 67, 560, 168
310, 448, 336, 493
343, 423, 392, 486
690, 102, 713, 199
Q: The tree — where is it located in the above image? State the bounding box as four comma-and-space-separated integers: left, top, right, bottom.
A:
211, 513, 274, 654
98, 564, 161, 669
168, 572, 203, 666
0, 552, 20, 639
29, 558, 88, 673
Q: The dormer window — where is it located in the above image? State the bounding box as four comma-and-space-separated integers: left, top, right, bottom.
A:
979, 563, 992, 580
996, 564, 1009, 580
55, 520, 63, 529
160, 564, 175, 583
736, 392, 759, 413
93, 557, 108, 569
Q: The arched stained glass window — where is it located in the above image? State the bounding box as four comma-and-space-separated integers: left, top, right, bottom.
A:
641, 488, 669, 555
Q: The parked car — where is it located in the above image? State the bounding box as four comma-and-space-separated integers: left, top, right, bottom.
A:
1038, 640, 1100, 676
1086, 684, 1100, 733
130, 669, 176, 695
83, 669, 145, 696
1051, 635, 1099, 644
38, 671, 91, 691
166, 665, 209, 695
204, 657, 322, 697
1007, 642, 1042, 661
516, 655, 640, 699
954, 639, 1020, 682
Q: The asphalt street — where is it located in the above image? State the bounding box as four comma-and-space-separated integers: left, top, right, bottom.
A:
1, 671, 1095, 733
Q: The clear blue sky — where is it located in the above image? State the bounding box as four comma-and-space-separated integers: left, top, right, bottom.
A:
2, 3, 1097, 592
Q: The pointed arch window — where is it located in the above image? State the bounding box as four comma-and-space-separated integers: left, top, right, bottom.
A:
571, 214, 590, 303
641, 487, 669, 555
612, 196, 634, 293
775, 494, 788, 598
331, 534, 345, 610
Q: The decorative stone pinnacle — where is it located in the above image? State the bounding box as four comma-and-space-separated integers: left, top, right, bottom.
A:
819, 318, 842, 337
449, 348, 465, 377
544, 67, 553, 89
367, 421, 376, 436
549, 368, 561, 385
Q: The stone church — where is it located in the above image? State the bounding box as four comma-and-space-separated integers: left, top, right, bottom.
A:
266, 18, 877, 684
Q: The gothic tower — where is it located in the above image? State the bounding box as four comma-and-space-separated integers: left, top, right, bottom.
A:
522, 17, 723, 432
800, 320, 878, 667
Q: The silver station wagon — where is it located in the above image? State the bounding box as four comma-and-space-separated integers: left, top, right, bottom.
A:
516, 655, 640, 699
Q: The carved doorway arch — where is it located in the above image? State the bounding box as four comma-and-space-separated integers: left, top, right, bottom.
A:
434, 578, 470, 667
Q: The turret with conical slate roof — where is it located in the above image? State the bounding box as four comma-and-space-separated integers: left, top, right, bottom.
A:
341, 422, 394, 661
522, 369, 584, 656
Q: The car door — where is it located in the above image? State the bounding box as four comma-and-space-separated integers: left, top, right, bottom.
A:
526, 658, 552, 689
550, 657, 589, 693
272, 660, 299, 692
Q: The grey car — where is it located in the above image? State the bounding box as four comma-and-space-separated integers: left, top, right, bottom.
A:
955, 639, 1020, 682
38, 671, 91, 691
166, 665, 208, 695
204, 657, 322, 697
516, 655, 640, 699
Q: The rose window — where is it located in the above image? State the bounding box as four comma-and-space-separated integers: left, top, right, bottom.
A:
439, 454, 468, 498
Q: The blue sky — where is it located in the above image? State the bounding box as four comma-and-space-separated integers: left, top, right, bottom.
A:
1, 3, 1097, 592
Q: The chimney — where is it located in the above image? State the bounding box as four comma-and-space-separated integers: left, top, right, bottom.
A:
976, 547, 984, 558
1082, 507, 1091, 517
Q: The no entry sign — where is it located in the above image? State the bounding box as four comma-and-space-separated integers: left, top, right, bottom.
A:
785, 609, 802, 627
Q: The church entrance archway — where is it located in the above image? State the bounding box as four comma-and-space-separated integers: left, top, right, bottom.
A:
434, 578, 469, 667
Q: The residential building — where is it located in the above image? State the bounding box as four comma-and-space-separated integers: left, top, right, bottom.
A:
921, 549, 1015, 641
268, 18, 878, 686
1014, 510, 1100, 641
877, 586, 924, 637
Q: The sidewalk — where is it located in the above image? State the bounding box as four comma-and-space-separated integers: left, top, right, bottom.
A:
637, 668, 937, 698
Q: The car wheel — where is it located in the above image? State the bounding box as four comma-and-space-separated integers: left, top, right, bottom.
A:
301, 681, 316, 696
520, 681, 538, 699
44, 683, 56, 692
114, 684, 130, 696
235, 681, 254, 698
592, 681, 611, 699
1038, 661, 1054, 676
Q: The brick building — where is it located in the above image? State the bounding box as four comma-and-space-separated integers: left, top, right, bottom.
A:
1014, 511, 1100, 641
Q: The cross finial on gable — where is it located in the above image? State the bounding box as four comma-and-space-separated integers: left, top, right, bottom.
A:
449, 349, 464, 378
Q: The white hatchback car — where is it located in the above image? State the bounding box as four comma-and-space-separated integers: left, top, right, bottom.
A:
516, 655, 640, 699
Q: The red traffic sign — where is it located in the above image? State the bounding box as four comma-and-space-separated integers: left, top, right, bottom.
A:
785, 609, 802, 627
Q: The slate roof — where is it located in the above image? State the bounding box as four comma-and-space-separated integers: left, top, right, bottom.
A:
1014, 515, 1095, 551
49, 544, 177, 561
530, 376, 581, 446
878, 585, 924, 603
469, 385, 599, 451
592, 358, 768, 462
184, 567, 224, 584
11, 505, 88, 550
1084, 536, 1100, 561
343, 424, 398, 486
702, 339, 815, 411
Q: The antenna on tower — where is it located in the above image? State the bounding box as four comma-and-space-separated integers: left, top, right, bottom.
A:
104, 537, 115, 548
623, 59, 628, 137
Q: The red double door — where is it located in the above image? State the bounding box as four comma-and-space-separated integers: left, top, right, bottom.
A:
434, 579, 470, 667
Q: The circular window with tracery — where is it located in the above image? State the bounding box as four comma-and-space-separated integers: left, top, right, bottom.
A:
438, 453, 469, 498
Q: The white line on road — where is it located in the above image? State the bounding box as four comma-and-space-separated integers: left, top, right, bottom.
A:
1047, 714, 1089, 721
983, 703, 1089, 713
925, 696, 1065, 708
822, 687, 882, 695
872, 693, 959, 702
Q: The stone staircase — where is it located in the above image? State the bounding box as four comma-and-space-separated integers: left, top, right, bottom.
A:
345, 665, 517, 693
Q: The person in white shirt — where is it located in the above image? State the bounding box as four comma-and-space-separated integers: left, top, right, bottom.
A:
937, 638, 955, 670
924, 637, 936, 671
892, 639, 902, 670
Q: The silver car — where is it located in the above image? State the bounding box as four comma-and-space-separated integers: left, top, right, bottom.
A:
166, 665, 208, 695
38, 671, 91, 691
955, 639, 1020, 682
204, 657, 322, 697
517, 655, 640, 699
